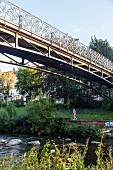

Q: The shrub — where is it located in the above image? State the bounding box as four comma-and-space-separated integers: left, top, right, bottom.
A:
13, 114, 30, 133
13, 98, 25, 107
26, 94, 53, 133
0, 100, 6, 107
0, 111, 10, 132
44, 118, 66, 135
64, 123, 100, 137
6, 101, 17, 119
101, 98, 113, 110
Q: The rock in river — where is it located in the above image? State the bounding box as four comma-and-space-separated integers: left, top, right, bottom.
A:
91, 141, 100, 144
7, 139, 22, 146
0, 139, 7, 145
27, 141, 40, 146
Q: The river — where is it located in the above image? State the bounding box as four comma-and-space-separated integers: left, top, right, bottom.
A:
0, 134, 113, 166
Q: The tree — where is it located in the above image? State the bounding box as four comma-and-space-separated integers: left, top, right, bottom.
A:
43, 72, 94, 107
89, 35, 113, 60
89, 36, 113, 100
15, 68, 43, 98
2, 70, 16, 96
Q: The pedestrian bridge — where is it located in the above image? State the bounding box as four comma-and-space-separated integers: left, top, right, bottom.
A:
0, 0, 113, 98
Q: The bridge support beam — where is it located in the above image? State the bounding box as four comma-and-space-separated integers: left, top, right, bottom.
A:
88, 65, 90, 72
15, 33, 18, 48
101, 70, 103, 78
48, 46, 51, 57
71, 57, 73, 69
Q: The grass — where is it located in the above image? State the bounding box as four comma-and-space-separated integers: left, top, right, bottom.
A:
0, 106, 113, 120
15, 106, 27, 115
0, 106, 27, 115
76, 108, 113, 120
52, 108, 113, 121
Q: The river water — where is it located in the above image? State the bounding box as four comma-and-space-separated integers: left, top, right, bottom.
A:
0, 134, 113, 165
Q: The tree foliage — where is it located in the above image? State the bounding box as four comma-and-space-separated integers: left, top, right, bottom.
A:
89, 35, 113, 60
2, 70, 16, 95
43, 73, 94, 107
43, 73, 77, 103
89, 36, 113, 101
26, 91, 53, 133
15, 68, 43, 98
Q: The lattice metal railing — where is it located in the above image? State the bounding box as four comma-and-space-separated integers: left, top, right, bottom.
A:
0, 0, 113, 71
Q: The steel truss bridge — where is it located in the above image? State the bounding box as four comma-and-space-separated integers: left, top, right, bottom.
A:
0, 0, 113, 100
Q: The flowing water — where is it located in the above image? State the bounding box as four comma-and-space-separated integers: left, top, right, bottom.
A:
0, 134, 113, 165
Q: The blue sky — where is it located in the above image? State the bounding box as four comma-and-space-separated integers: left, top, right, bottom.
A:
0, 0, 113, 71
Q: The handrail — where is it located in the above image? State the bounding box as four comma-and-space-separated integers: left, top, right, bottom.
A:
0, 0, 113, 71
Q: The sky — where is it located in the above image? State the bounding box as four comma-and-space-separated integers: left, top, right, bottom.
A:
0, 0, 113, 71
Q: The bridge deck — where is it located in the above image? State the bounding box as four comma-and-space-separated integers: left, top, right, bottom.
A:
0, 0, 113, 91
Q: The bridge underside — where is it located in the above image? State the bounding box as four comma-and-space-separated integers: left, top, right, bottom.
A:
0, 43, 113, 87
0, 21, 113, 99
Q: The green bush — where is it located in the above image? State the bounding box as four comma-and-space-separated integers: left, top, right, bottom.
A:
44, 118, 66, 135
0, 100, 6, 107
13, 98, 25, 107
6, 101, 17, 118
13, 114, 30, 133
26, 94, 53, 133
0, 102, 18, 132
64, 123, 100, 137
0, 100, 3, 107
0, 111, 10, 132
101, 98, 113, 110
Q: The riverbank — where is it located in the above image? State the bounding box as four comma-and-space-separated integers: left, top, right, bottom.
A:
0, 133, 113, 169
0, 104, 113, 138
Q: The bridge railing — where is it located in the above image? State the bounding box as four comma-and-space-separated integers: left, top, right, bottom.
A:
0, 0, 113, 71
